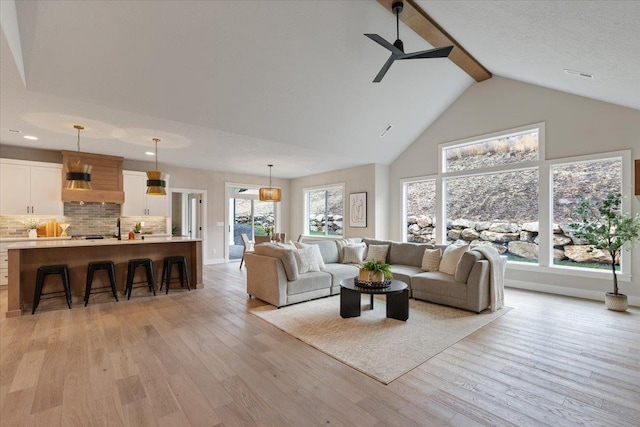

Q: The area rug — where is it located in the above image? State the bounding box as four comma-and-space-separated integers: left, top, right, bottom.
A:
249, 296, 511, 384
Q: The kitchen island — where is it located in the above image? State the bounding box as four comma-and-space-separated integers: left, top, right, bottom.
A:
6, 237, 202, 317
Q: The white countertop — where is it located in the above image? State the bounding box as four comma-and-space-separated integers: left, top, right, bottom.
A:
6, 236, 201, 250
0, 236, 72, 243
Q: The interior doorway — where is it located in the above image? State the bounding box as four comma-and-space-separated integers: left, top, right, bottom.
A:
171, 188, 207, 256
226, 184, 277, 262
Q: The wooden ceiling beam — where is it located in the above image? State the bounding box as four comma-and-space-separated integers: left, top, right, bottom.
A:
376, 0, 491, 82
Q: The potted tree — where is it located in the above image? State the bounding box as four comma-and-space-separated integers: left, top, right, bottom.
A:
569, 192, 640, 311
358, 260, 393, 283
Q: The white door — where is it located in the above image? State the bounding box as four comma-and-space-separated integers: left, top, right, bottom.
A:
0, 163, 30, 215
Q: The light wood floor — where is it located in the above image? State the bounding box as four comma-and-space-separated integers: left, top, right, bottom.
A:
1, 263, 639, 427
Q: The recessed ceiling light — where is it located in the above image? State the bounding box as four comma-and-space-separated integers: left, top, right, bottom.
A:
564, 69, 594, 79
379, 124, 393, 137
145, 151, 155, 156
23, 135, 39, 140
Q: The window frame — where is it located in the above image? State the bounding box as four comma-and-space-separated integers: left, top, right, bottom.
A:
400, 121, 633, 282
303, 183, 345, 238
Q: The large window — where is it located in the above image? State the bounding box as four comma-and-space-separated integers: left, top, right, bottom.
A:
305, 185, 344, 236
404, 179, 436, 243
402, 122, 632, 279
441, 128, 540, 262
552, 158, 622, 270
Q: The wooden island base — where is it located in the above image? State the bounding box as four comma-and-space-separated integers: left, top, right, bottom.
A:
7, 238, 202, 317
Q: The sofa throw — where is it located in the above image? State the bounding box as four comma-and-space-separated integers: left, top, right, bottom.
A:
421, 248, 441, 271
472, 246, 505, 312
365, 245, 389, 263
342, 244, 365, 264
438, 244, 469, 275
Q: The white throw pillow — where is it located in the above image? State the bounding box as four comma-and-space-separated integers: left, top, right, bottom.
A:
364, 244, 389, 263
421, 248, 441, 272
438, 244, 469, 276
293, 246, 321, 274
335, 238, 351, 263
294, 242, 326, 270
342, 245, 365, 264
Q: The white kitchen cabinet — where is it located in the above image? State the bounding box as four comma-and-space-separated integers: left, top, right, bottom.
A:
122, 171, 169, 216
0, 159, 63, 215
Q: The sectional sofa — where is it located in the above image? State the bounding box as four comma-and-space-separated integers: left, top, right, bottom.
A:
244, 237, 505, 313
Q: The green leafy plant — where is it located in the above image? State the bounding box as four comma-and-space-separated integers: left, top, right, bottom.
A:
568, 192, 640, 295
361, 260, 393, 278
134, 222, 142, 232
22, 218, 40, 229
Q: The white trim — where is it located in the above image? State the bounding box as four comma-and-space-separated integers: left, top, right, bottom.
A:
400, 175, 437, 242
507, 262, 631, 282
170, 187, 207, 264
302, 182, 345, 238
506, 280, 640, 307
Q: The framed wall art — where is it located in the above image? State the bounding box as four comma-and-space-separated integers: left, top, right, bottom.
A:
349, 192, 367, 228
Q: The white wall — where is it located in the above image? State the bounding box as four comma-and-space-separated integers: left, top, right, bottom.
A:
390, 76, 640, 304
289, 163, 389, 240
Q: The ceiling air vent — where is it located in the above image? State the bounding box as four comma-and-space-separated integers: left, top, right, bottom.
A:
564, 69, 594, 79
379, 124, 393, 137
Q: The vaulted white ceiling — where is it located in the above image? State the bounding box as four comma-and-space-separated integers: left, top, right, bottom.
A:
1, 1, 638, 179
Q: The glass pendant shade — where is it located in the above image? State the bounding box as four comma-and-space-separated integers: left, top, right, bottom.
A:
146, 138, 167, 195
65, 125, 92, 190
259, 164, 281, 202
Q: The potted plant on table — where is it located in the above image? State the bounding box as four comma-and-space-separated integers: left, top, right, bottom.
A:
569, 192, 640, 311
359, 260, 393, 283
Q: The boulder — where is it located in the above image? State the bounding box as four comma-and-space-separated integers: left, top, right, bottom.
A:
480, 230, 519, 243
520, 231, 535, 241
407, 216, 418, 225
461, 228, 480, 241
417, 216, 432, 228
508, 241, 539, 260
564, 245, 614, 264
452, 219, 474, 230
475, 221, 492, 231
521, 222, 539, 232
489, 222, 519, 233
408, 224, 421, 234
553, 223, 562, 234
448, 229, 462, 240
553, 248, 566, 261
534, 235, 572, 246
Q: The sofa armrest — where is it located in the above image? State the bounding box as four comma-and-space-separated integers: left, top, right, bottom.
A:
466, 259, 490, 312
245, 253, 288, 307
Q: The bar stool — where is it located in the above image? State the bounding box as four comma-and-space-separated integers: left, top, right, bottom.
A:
32, 265, 72, 314
160, 256, 191, 294
125, 258, 156, 300
84, 261, 119, 306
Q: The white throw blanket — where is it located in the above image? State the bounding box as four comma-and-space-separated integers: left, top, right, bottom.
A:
473, 246, 505, 312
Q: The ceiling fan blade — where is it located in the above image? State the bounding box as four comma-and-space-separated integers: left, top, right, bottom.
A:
399, 45, 454, 60
373, 55, 397, 83
364, 34, 404, 56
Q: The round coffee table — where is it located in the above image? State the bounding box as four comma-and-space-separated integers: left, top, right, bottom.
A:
339, 278, 409, 321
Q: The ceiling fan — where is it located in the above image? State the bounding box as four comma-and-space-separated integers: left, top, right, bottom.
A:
365, 1, 454, 83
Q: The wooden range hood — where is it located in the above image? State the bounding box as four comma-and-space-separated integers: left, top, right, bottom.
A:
61, 151, 125, 204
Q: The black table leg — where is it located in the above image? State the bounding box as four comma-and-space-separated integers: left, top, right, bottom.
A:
370, 293, 374, 310
340, 286, 362, 318
386, 289, 409, 321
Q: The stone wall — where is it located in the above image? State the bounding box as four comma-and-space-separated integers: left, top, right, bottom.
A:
407, 216, 615, 266
308, 214, 343, 234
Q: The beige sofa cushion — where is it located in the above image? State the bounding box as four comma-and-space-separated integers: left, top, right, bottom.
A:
421, 248, 441, 271
294, 242, 326, 270
293, 246, 321, 274
438, 244, 469, 275
365, 245, 389, 263
342, 244, 365, 264
254, 244, 298, 281
455, 250, 482, 283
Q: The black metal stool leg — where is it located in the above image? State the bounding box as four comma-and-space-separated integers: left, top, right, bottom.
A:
32, 269, 45, 315
84, 267, 94, 306
165, 261, 173, 295
108, 264, 119, 302
62, 267, 72, 309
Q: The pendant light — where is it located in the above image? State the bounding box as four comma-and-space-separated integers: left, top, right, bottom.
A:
259, 164, 281, 202
65, 125, 92, 190
146, 137, 167, 195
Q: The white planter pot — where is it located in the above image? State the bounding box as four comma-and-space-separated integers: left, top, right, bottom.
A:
28, 229, 37, 239
605, 293, 628, 312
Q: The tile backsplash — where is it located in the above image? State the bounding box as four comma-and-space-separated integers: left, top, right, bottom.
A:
0, 202, 167, 238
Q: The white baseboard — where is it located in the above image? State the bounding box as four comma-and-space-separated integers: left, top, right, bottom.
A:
506, 279, 640, 307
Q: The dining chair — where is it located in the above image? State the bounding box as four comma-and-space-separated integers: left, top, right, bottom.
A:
254, 235, 272, 244
239, 233, 254, 269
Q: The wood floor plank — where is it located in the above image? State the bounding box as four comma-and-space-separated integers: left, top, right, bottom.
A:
0, 263, 638, 426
